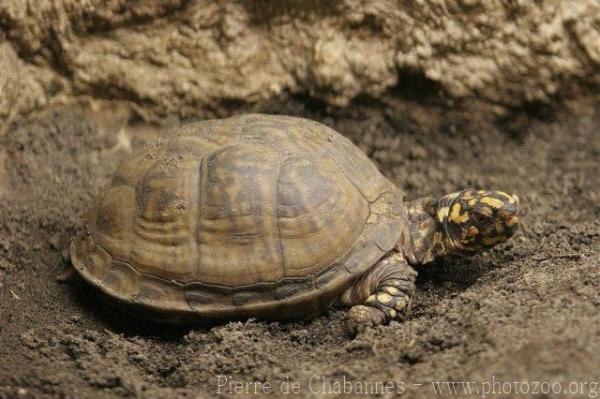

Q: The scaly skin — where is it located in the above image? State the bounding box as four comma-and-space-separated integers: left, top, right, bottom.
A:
344, 189, 520, 331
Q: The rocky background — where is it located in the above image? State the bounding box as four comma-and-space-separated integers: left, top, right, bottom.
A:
1, 0, 599, 131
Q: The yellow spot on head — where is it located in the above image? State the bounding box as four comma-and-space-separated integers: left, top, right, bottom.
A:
496, 191, 513, 201
450, 203, 470, 223
496, 191, 519, 205
480, 197, 504, 208
438, 206, 450, 222
366, 294, 376, 304
479, 206, 493, 217
468, 198, 477, 206
505, 215, 519, 226
388, 309, 397, 318
385, 286, 400, 296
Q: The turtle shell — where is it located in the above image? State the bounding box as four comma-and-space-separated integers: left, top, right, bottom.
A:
71, 114, 407, 322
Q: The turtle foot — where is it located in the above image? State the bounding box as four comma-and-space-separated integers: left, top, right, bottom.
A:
347, 305, 386, 334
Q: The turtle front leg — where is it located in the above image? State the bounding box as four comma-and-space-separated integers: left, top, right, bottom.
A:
340, 251, 417, 330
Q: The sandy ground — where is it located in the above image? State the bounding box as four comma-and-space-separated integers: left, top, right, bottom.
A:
0, 95, 599, 398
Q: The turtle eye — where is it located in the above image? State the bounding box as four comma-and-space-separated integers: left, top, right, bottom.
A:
471, 212, 488, 224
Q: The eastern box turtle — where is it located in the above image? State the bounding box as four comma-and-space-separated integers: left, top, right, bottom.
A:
70, 114, 520, 327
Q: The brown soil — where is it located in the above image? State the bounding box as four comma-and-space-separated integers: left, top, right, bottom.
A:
0, 95, 599, 398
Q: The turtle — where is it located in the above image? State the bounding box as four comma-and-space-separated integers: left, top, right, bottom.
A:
69, 113, 520, 328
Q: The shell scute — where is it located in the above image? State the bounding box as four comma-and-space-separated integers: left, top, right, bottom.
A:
196, 142, 285, 286
277, 155, 369, 276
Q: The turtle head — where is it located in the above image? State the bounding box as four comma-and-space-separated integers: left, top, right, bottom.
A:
431, 189, 520, 255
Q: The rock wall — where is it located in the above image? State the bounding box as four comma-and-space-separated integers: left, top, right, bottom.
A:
1, 0, 599, 130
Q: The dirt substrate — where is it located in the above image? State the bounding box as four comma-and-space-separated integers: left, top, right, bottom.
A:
0, 96, 599, 398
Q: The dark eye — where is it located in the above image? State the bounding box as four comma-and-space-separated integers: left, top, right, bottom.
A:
472, 212, 488, 224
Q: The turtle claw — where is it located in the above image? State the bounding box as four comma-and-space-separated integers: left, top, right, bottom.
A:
347, 305, 386, 333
